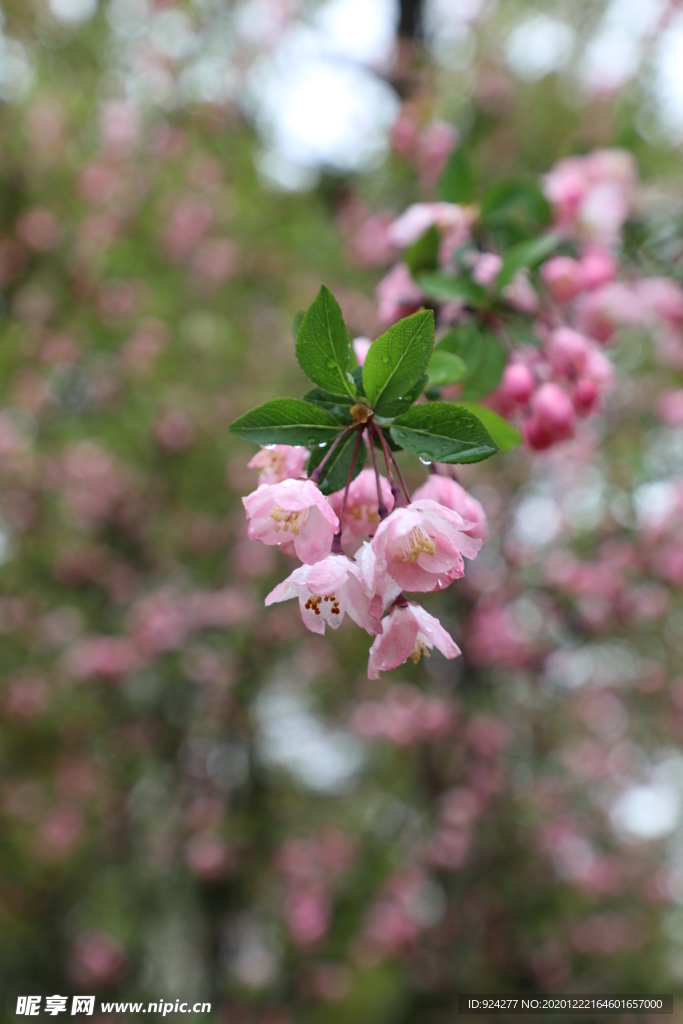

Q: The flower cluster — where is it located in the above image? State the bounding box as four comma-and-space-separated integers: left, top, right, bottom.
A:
242, 453, 486, 677
352, 145, 683, 454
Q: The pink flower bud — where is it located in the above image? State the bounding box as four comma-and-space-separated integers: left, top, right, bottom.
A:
535, 382, 575, 429
572, 378, 599, 416
501, 363, 535, 405
524, 383, 575, 450
471, 252, 503, 286
578, 245, 617, 289
541, 256, 582, 303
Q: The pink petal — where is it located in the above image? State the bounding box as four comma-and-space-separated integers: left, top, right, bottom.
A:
413, 605, 461, 659
367, 606, 419, 679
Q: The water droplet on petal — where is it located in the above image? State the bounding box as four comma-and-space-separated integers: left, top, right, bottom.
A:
265, 444, 276, 450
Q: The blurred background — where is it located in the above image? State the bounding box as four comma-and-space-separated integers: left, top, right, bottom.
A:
3, 0, 683, 1020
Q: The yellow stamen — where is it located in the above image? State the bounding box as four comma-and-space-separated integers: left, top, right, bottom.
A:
270, 505, 307, 536
401, 526, 436, 563
409, 640, 431, 665
262, 451, 285, 475
347, 502, 380, 525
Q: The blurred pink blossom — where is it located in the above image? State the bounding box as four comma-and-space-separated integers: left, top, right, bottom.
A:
247, 445, 309, 486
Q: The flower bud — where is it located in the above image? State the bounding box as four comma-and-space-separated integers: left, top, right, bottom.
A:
524, 383, 575, 450
501, 363, 535, 405
541, 256, 582, 303
572, 377, 599, 416
578, 245, 617, 290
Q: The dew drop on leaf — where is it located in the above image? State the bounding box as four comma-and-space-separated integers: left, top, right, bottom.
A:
318, 442, 327, 448
419, 456, 432, 465
381, 356, 390, 364
326, 361, 336, 369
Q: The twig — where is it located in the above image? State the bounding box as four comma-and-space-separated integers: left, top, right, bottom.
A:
366, 426, 389, 521
310, 424, 358, 485
371, 420, 407, 508
387, 446, 412, 504
331, 429, 364, 555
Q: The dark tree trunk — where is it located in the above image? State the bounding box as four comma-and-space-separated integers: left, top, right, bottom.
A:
398, 0, 424, 40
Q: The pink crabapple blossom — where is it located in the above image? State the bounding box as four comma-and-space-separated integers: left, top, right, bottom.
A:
264, 552, 383, 636
367, 602, 461, 679
247, 444, 310, 485
329, 468, 394, 546
543, 149, 636, 245
376, 262, 424, 324
371, 498, 482, 592
412, 473, 488, 541
243, 478, 339, 564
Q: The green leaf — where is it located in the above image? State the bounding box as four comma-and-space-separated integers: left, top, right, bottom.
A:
426, 350, 467, 386
456, 402, 522, 452
417, 271, 488, 307
372, 427, 401, 453
438, 147, 475, 204
307, 431, 366, 495
303, 387, 354, 423
350, 364, 366, 396
390, 401, 499, 465
460, 330, 506, 400
374, 375, 429, 420
363, 310, 434, 414
435, 324, 505, 400
481, 185, 551, 250
481, 180, 552, 241
292, 310, 304, 342
497, 233, 561, 289
435, 322, 482, 369
296, 285, 355, 398
230, 398, 342, 447
404, 225, 440, 276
